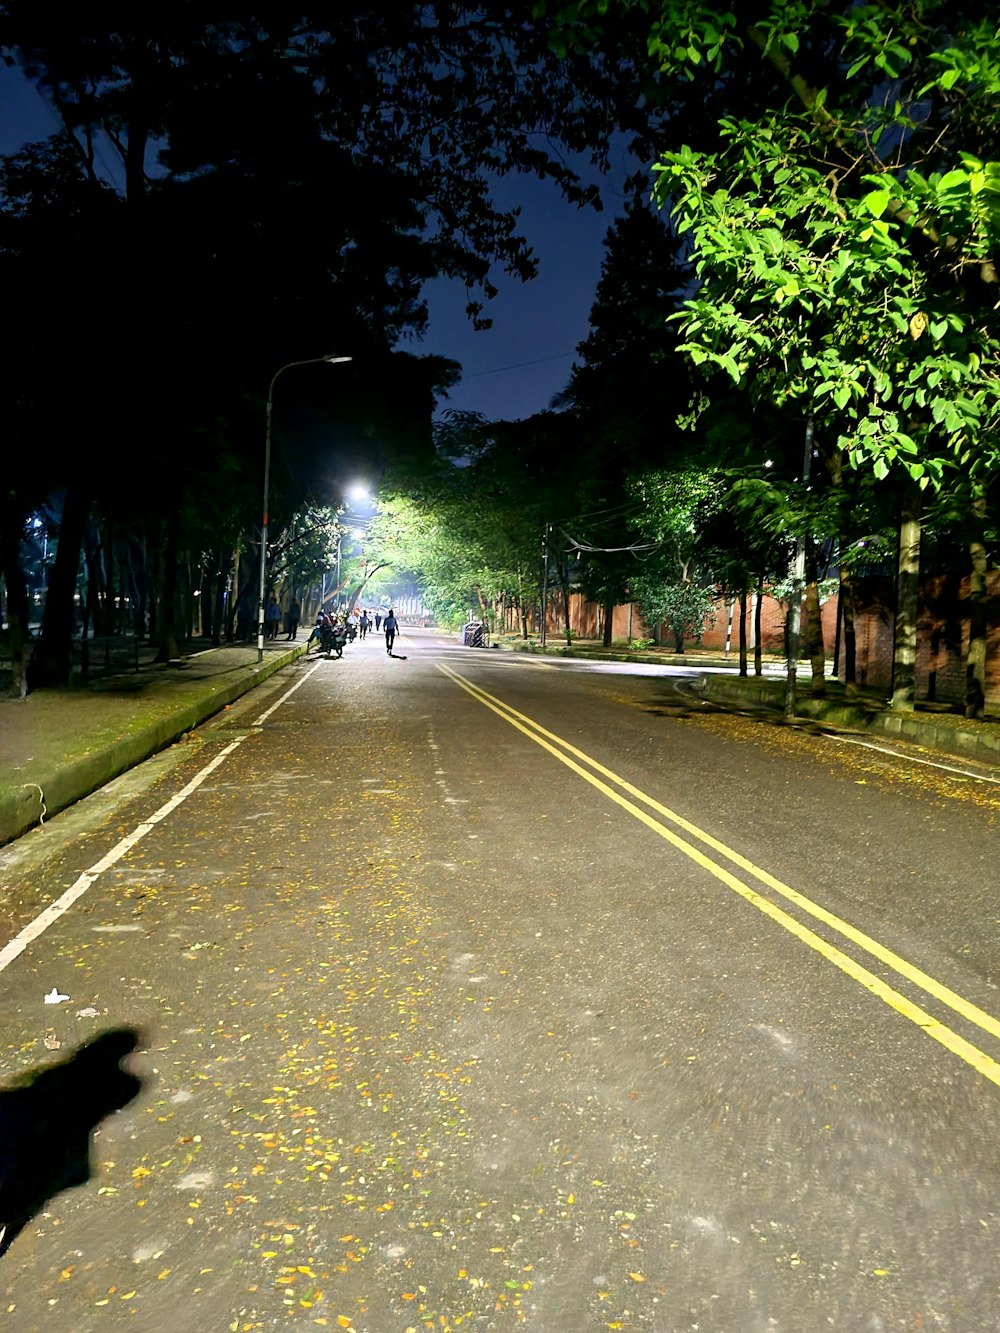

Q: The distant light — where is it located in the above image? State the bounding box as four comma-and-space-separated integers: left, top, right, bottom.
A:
346, 483, 370, 504
764, 459, 773, 468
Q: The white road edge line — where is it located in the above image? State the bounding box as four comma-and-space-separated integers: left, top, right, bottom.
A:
0, 661, 322, 978
251, 661, 320, 727
829, 733, 1000, 783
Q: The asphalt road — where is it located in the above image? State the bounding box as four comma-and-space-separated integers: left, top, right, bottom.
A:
1, 626, 999, 1332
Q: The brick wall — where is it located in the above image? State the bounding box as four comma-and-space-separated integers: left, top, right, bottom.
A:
848, 571, 1000, 705
527, 573, 1000, 707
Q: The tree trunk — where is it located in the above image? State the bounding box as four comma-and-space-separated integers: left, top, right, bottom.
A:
891, 481, 921, 711
346, 563, 389, 614
104, 519, 117, 633
840, 567, 858, 698
227, 548, 240, 642
200, 561, 214, 641
181, 554, 194, 641
146, 526, 159, 645
212, 546, 229, 647
738, 589, 748, 677
27, 486, 89, 690
155, 511, 182, 663
965, 486, 988, 720
114, 533, 128, 634
602, 599, 614, 647
117, 535, 131, 635
0, 502, 31, 697
79, 592, 92, 683
83, 517, 108, 638
136, 534, 148, 637
754, 583, 763, 676
804, 543, 826, 698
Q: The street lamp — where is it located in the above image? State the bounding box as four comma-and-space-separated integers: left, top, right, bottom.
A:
258, 354, 352, 662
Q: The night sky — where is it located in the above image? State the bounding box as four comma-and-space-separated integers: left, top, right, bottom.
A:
0, 64, 640, 424
419, 150, 638, 421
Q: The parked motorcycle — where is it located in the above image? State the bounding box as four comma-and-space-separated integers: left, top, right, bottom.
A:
319, 623, 349, 658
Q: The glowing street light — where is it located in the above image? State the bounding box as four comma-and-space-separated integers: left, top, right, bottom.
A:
258, 354, 352, 662
332, 485, 373, 612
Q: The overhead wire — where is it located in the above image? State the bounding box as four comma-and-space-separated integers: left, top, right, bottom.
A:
558, 527, 660, 556
459, 351, 577, 379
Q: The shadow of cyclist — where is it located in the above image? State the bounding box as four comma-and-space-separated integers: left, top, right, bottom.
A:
0, 1028, 144, 1257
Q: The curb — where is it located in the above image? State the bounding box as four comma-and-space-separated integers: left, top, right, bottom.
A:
0, 646, 306, 849
692, 675, 1000, 768
503, 641, 1000, 772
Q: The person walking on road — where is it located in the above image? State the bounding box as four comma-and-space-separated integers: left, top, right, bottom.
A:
375, 612, 382, 632
383, 609, 399, 655
285, 599, 301, 640
359, 611, 370, 640
265, 596, 281, 640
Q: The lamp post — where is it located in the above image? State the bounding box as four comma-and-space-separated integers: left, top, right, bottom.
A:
258, 354, 351, 662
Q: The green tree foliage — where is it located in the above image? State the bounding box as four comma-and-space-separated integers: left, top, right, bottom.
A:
554, 0, 1000, 713
622, 466, 719, 649
368, 409, 585, 632
268, 507, 341, 598
673, 5, 998, 715
630, 572, 717, 653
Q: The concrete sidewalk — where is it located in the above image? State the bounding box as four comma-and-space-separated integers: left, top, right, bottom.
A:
0, 639, 309, 848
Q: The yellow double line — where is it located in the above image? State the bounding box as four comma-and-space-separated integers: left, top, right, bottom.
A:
439, 663, 1000, 1089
